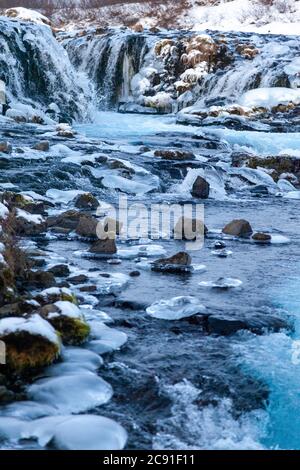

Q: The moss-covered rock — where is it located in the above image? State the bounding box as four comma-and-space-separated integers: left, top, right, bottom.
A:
0, 314, 61, 372
40, 301, 90, 345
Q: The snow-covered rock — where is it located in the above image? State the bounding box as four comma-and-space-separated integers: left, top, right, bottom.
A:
4, 8, 51, 27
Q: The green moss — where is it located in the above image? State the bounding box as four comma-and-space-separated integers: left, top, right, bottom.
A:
2, 331, 60, 373
48, 316, 90, 345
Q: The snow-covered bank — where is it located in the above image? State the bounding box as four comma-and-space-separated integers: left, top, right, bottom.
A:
188, 0, 300, 36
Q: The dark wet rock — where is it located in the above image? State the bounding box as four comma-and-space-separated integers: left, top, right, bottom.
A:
68, 274, 89, 285
0, 386, 15, 404
222, 219, 253, 238
114, 299, 148, 310
214, 248, 231, 258
250, 185, 269, 195
191, 176, 210, 199
213, 241, 227, 250
33, 141, 50, 152
79, 285, 97, 292
25, 270, 56, 289
207, 314, 289, 336
252, 232, 272, 244
152, 251, 192, 274
0, 142, 12, 154
129, 271, 141, 277
174, 216, 208, 240
74, 193, 99, 210
154, 149, 195, 161
89, 238, 117, 255
75, 214, 98, 238
48, 264, 70, 277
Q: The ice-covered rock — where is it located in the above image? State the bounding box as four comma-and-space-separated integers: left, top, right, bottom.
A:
28, 373, 113, 414
87, 321, 128, 354
146, 296, 206, 320
199, 278, 243, 289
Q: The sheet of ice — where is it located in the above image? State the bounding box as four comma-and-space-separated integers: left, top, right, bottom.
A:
88, 321, 127, 354
52, 415, 127, 450
199, 278, 243, 289
91, 170, 159, 195
146, 296, 206, 320
0, 418, 26, 441
46, 189, 85, 204
117, 244, 166, 259
28, 374, 113, 414
0, 402, 57, 420
283, 191, 300, 200
239, 88, 300, 109
209, 129, 300, 156
0, 314, 59, 345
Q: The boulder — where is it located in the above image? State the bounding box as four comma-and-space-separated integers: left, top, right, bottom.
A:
0, 314, 60, 372
191, 176, 210, 199
222, 219, 253, 238
47, 210, 82, 232
89, 238, 117, 255
152, 251, 192, 274
174, 216, 208, 241
25, 270, 56, 289
74, 193, 99, 210
68, 274, 89, 285
33, 141, 50, 152
14, 210, 46, 236
48, 264, 70, 277
75, 215, 98, 238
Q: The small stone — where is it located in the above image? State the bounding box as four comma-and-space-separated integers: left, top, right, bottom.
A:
191, 176, 210, 199
252, 232, 272, 244
33, 141, 50, 152
74, 193, 99, 210
222, 219, 253, 238
129, 271, 141, 277
213, 241, 227, 250
68, 274, 88, 285
89, 238, 117, 255
0, 142, 12, 154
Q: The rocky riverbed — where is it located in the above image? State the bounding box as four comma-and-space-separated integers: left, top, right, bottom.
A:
0, 14, 300, 450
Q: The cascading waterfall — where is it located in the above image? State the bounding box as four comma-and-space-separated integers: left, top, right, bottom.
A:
62, 29, 300, 115
63, 31, 149, 109
0, 17, 93, 121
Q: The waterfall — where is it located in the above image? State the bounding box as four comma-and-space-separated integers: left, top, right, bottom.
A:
63, 29, 300, 115
64, 31, 149, 110
0, 17, 93, 122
